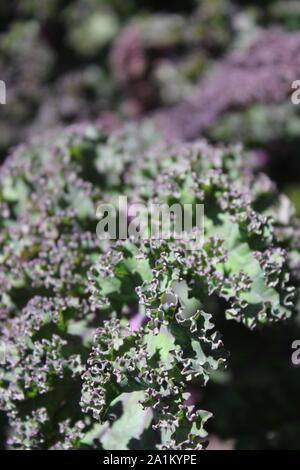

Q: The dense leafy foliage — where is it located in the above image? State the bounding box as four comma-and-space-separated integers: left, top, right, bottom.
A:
1, 0, 300, 452
0, 124, 299, 449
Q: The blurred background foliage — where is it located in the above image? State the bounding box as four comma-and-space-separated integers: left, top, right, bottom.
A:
1, 0, 300, 450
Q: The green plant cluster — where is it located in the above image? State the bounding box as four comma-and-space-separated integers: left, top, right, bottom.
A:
0, 124, 299, 449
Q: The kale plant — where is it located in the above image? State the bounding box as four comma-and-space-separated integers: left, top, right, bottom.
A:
157, 28, 300, 205
0, 124, 299, 449
160, 29, 300, 142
